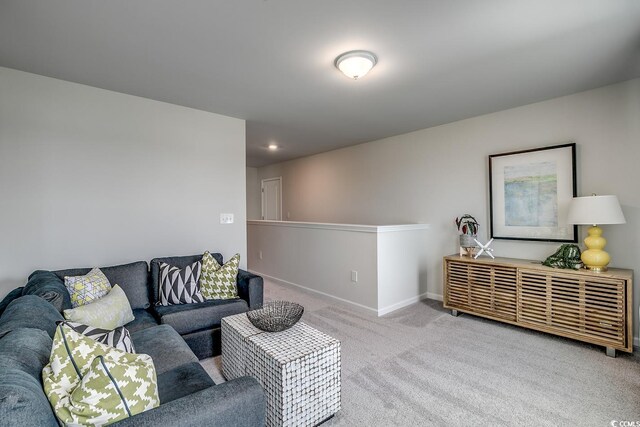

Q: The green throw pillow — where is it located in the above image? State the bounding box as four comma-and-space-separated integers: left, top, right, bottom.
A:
199, 252, 239, 300
65, 267, 112, 308
43, 323, 159, 426
64, 284, 134, 330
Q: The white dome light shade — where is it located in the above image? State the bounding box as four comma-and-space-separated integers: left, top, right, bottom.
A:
335, 50, 378, 80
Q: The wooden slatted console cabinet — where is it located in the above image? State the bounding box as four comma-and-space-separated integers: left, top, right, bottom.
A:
443, 255, 633, 357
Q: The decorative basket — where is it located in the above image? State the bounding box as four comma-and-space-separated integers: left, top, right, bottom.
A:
246, 301, 304, 332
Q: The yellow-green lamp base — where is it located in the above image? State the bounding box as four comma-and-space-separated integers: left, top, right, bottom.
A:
581, 225, 610, 272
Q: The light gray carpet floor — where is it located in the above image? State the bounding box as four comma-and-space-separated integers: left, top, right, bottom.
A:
201, 279, 640, 426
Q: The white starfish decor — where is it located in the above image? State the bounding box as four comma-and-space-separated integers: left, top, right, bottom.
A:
473, 238, 495, 259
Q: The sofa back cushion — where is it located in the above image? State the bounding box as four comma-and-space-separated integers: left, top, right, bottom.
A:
54, 261, 150, 310
0, 295, 63, 340
150, 253, 222, 305
0, 287, 24, 318
24, 271, 72, 313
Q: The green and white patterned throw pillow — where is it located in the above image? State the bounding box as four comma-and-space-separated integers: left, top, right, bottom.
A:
64, 284, 135, 330
199, 252, 239, 300
65, 267, 112, 308
43, 323, 159, 426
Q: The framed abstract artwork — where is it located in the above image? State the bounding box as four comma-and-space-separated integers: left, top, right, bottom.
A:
489, 143, 577, 242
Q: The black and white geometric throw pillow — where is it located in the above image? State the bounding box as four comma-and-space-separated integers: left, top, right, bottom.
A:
58, 321, 135, 353
158, 260, 205, 306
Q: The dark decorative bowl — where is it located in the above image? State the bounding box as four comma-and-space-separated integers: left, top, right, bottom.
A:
246, 301, 304, 332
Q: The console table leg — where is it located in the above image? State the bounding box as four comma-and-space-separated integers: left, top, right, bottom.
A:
451, 309, 460, 317
605, 347, 616, 358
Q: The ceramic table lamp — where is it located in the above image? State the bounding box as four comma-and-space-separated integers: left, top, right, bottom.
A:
566, 194, 626, 272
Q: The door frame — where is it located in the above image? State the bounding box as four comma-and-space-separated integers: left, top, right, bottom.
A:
261, 176, 282, 220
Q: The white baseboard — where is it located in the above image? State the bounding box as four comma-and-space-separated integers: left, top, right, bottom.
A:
426, 292, 443, 302
251, 270, 379, 315
377, 292, 431, 316
251, 270, 434, 317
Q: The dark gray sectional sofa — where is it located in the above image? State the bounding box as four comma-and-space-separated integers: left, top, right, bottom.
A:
0, 252, 266, 426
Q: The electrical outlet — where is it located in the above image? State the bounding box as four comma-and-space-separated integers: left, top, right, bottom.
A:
220, 213, 234, 224
259, 250, 263, 260
351, 270, 358, 283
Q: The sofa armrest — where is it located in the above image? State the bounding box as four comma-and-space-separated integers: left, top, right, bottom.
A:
236, 269, 264, 309
115, 376, 265, 427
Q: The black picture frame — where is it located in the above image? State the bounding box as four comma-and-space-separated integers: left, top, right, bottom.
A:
489, 143, 577, 242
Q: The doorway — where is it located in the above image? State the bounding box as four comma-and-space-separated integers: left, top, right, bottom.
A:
261, 177, 282, 220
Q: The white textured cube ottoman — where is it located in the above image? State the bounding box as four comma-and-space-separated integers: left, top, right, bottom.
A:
221, 313, 263, 380
221, 313, 341, 427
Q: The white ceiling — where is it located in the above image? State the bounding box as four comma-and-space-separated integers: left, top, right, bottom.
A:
1, 1, 639, 167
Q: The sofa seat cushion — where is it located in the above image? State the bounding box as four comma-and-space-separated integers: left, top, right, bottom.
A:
154, 298, 249, 335
0, 295, 63, 340
125, 309, 158, 333
54, 261, 150, 310
156, 362, 214, 404
181, 329, 220, 360
130, 324, 198, 375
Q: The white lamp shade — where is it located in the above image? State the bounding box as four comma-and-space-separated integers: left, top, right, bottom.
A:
566, 195, 626, 225
335, 51, 377, 79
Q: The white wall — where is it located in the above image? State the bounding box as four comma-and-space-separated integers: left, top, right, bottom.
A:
246, 167, 261, 220
248, 221, 430, 314
0, 67, 247, 297
255, 79, 640, 337
377, 229, 431, 314
248, 221, 379, 310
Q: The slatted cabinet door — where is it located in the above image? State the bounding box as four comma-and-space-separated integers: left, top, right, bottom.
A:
518, 269, 626, 348
445, 260, 517, 321
445, 260, 471, 310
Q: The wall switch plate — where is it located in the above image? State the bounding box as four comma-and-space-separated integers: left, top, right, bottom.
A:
259, 250, 263, 260
220, 213, 234, 224
351, 270, 358, 282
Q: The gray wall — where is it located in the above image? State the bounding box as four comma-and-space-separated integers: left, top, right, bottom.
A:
254, 78, 640, 340
0, 67, 247, 296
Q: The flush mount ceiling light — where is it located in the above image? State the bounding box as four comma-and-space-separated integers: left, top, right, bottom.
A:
268, 144, 278, 151
334, 50, 378, 80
